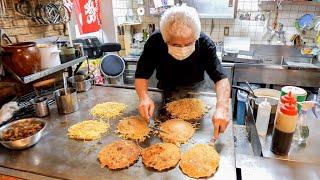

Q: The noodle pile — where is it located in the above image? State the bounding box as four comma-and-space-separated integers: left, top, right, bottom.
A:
67, 120, 110, 140
90, 102, 126, 119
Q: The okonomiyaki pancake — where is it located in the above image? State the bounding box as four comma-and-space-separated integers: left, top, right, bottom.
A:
117, 116, 151, 142
141, 143, 181, 171
159, 119, 195, 145
180, 144, 220, 178
98, 140, 140, 170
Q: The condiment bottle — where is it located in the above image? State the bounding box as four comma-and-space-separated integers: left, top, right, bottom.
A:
256, 98, 271, 136
293, 101, 318, 144
271, 98, 298, 155
274, 91, 297, 122
293, 107, 309, 145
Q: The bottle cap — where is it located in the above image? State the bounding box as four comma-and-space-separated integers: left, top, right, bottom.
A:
280, 102, 298, 116
280, 91, 297, 104
260, 98, 271, 108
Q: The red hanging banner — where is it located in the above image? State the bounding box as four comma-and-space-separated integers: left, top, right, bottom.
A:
73, 0, 101, 34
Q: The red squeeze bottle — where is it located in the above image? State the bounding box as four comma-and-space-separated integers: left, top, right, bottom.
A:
280, 91, 297, 104
274, 91, 297, 124
271, 97, 298, 155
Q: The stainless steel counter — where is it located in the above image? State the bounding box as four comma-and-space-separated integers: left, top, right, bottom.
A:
237, 154, 320, 180
0, 86, 236, 180
233, 97, 320, 179
233, 64, 320, 87
230, 45, 320, 87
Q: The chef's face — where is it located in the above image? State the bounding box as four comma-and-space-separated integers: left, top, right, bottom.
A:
167, 33, 196, 47
166, 32, 196, 61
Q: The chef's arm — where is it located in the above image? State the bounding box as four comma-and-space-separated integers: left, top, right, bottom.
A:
212, 78, 231, 139
135, 78, 149, 99
215, 78, 230, 112
135, 78, 155, 121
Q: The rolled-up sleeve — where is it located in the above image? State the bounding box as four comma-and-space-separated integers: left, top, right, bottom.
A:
135, 37, 158, 80
202, 38, 227, 83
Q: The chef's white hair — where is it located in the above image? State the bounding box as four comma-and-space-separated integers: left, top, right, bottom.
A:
160, 5, 201, 43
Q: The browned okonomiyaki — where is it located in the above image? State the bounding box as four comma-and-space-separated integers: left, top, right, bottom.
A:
141, 143, 181, 171
116, 116, 151, 142
98, 140, 140, 170
165, 98, 206, 121
159, 119, 195, 145
180, 144, 220, 178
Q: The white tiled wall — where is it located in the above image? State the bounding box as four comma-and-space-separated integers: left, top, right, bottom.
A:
112, 0, 320, 46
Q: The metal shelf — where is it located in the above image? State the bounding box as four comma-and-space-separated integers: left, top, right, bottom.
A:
5, 56, 87, 84
118, 22, 141, 26
259, 0, 320, 6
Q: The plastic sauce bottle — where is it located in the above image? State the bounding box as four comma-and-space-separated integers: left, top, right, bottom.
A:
274, 92, 297, 123
271, 99, 298, 155
256, 98, 271, 136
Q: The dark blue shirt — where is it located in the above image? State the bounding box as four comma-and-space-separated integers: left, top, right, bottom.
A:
135, 30, 227, 90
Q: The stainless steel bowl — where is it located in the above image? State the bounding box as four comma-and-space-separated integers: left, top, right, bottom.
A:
0, 118, 46, 150
68, 75, 93, 92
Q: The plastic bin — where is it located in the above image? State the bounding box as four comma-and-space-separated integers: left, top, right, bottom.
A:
236, 83, 260, 125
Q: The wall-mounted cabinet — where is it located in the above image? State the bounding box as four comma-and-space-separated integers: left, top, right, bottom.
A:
182, 0, 237, 19
146, 0, 237, 19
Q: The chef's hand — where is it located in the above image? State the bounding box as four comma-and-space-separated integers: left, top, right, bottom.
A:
138, 96, 155, 123
212, 107, 229, 140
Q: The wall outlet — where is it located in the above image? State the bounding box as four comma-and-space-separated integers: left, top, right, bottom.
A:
224, 27, 229, 36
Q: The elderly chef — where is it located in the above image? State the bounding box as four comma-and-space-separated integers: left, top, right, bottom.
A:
134, 5, 231, 139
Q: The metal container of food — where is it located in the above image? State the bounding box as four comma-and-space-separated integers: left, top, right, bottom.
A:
67, 75, 93, 92
53, 88, 79, 114
224, 48, 239, 58
0, 118, 46, 150
30, 97, 50, 117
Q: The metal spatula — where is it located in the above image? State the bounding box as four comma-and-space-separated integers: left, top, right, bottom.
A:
209, 137, 217, 147
148, 117, 169, 134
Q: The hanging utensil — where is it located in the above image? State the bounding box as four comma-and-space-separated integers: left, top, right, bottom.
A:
297, 14, 315, 31
245, 81, 258, 99
83, 68, 96, 80
210, 19, 214, 36
272, 0, 281, 30
1, 33, 13, 44
62, 71, 68, 94
0, 0, 6, 17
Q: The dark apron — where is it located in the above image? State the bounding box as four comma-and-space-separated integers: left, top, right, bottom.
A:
163, 80, 207, 104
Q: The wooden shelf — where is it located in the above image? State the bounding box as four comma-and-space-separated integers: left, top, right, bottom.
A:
259, 0, 320, 6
